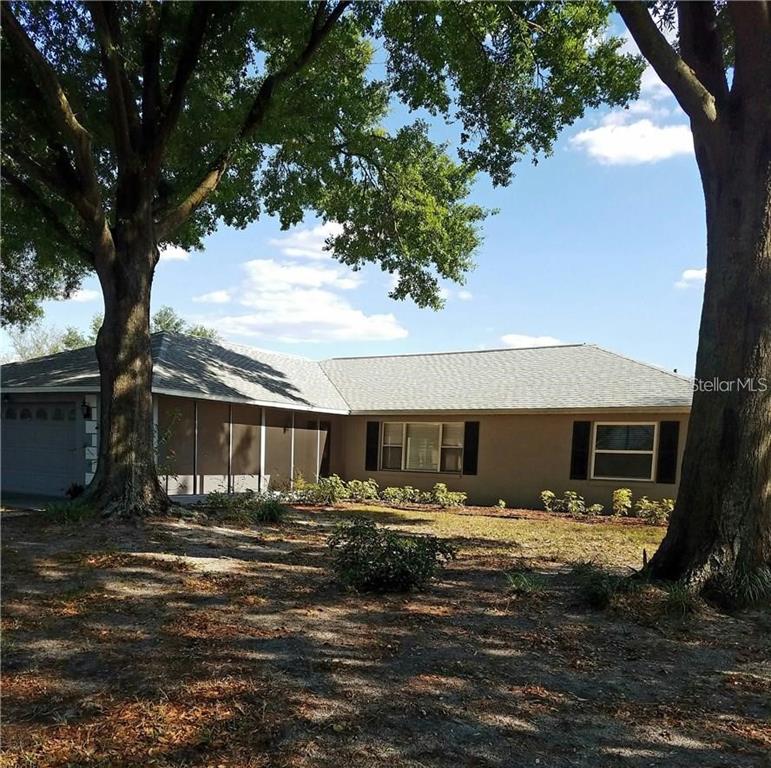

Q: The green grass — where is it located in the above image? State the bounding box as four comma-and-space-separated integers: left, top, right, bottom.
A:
333, 505, 664, 568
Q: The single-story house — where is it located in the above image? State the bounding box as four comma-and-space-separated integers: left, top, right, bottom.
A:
0, 332, 692, 507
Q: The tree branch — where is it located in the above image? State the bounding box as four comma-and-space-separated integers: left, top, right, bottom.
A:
141, 0, 164, 152
88, 2, 141, 170
1, 4, 104, 223
1, 166, 94, 264
728, 1, 771, 98
614, 1, 718, 124
677, 2, 729, 108
156, 1, 350, 239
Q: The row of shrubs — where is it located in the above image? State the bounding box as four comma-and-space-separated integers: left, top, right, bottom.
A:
540, 488, 674, 525
293, 474, 467, 508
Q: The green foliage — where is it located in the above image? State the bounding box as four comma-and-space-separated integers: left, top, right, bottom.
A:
430, 482, 467, 508
151, 307, 220, 341
294, 474, 351, 505
612, 488, 633, 517
634, 497, 674, 526
205, 490, 286, 525
712, 564, 771, 608
495, 499, 507, 509
4, 321, 90, 361
327, 518, 456, 593
346, 478, 380, 503
505, 569, 547, 597
2, 2, 640, 325
44, 498, 98, 525
664, 581, 699, 617
382, 486, 407, 504
570, 561, 641, 610
541, 490, 603, 517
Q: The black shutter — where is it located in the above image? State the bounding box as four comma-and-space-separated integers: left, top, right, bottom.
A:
569, 421, 591, 480
656, 421, 680, 484
462, 421, 480, 475
365, 421, 380, 471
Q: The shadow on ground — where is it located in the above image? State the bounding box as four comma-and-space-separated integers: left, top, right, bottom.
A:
1, 507, 769, 768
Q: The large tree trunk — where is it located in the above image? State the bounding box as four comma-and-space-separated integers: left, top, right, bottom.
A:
648, 113, 771, 603
84, 219, 169, 518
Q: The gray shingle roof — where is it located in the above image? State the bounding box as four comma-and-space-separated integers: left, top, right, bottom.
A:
1, 334, 692, 413
320, 344, 693, 413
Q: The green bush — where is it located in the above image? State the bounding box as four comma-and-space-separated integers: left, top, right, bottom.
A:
205, 490, 286, 525
430, 482, 467, 508
347, 478, 380, 502
381, 486, 406, 504
664, 581, 699, 617
505, 570, 547, 596
612, 488, 633, 517
44, 498, 97, 524
328, 518, 456, 592
542, 490, 603, 517
634, 496, 674, 525
570, 561, 641, 609
495, 499, 507, 509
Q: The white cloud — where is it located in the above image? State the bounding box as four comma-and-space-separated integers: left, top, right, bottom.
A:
268, 221, 344, 260
194, 257, 405, 344
675, 267, 706, 289
159, 245, 190, 262
570, 118, 692, 164
68, 288, 100, 303
193, 290, 231, 304
501, 334, 565, 348
457, 289, 473, 301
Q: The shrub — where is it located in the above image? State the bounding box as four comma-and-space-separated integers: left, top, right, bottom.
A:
313, 474, 350, 505
347, 478, 380, 503
328, 518, 456, 592
542, 490, 603, 517
570, 561, 641, 609
664, 581, 699, 617
45, 498, 97, 524
381, 486, 406, 504
430, 482, 467, 508
634, 496, 674, 525
586, 503, 604, 517
612, 488, 633, 517
505, 570, 547, 596
540, 490, 556, 512
205, 490, 286, 525
495, 499, 507, 509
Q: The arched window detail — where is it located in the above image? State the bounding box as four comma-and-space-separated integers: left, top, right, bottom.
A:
36, 408, 48, 420
20, 408, 32, 420
52, 407, 64, 421
4, 407, 16, 420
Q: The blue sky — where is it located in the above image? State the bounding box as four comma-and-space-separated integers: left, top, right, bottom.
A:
2, 24, 707, 375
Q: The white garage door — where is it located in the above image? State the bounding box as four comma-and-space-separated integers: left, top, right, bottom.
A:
1, 402, 82, 496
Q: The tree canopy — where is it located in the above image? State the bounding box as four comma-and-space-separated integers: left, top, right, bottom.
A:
1, 1, 641, 326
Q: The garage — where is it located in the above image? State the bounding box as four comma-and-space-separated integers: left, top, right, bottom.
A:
1, 401, 83, 496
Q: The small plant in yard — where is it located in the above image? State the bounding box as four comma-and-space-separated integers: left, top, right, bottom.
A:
381, 486, 406, 504
664, 581, 699, 617
327, 518, 456, 593
634, 496, 674, 525
495, 499, 507, 509
205, 490, 286, 525
430, 483, 467, 508
44, 498, 97, 524
612, 488, 633, 517
346, 478, 380, 503
541, 490, 556, 512
542, 490, 603, 517
570, 561, 641, 610
505, 570, 547, 597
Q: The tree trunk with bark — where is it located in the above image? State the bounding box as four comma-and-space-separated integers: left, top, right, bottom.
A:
84, 213, 169, 518
648, 107, 771, 601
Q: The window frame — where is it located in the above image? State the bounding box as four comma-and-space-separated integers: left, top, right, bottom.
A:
590, 421, 658, 482
379, 421, 464, 474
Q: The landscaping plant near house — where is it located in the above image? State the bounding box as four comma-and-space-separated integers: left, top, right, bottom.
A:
346, 478, 380, 503
612, 488, 633, 517
634, 497, 675, 526
205, 490, 286, 525
541, 490, 603, 518
429, 483, 467, 509
328, 518, 456, 593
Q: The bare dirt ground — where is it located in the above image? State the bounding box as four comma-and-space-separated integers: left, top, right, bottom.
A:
1, 505, 769, 768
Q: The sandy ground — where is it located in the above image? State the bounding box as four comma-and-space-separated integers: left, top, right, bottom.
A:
1, 506, 769, 768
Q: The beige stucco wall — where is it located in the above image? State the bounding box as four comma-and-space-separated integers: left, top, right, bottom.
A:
338, 411, 690, 509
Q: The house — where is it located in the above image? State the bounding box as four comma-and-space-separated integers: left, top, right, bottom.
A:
0, 332, 692, 507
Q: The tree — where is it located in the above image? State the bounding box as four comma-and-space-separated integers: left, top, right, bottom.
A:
1, 2, 635, 518
151, 306, 220, 340
5, 321, 88, 360
381, 1, 770, 602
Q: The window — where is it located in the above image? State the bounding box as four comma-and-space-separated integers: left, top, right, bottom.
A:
381, 422, 464, 473
35, 408, 48, 420
4, 407, 16, 420
52, 407, 64, 421
381, 422, 403, 470
20, 408, 32, 420
591, 423, 656, 481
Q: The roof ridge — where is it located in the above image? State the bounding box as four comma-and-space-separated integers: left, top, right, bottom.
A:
589, 345, 693, 383
322, 343, 585, 362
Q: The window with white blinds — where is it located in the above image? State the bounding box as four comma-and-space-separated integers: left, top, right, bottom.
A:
381, 422, 464, 472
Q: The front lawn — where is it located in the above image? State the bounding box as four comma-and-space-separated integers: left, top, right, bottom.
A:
1, 505, 769, 767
